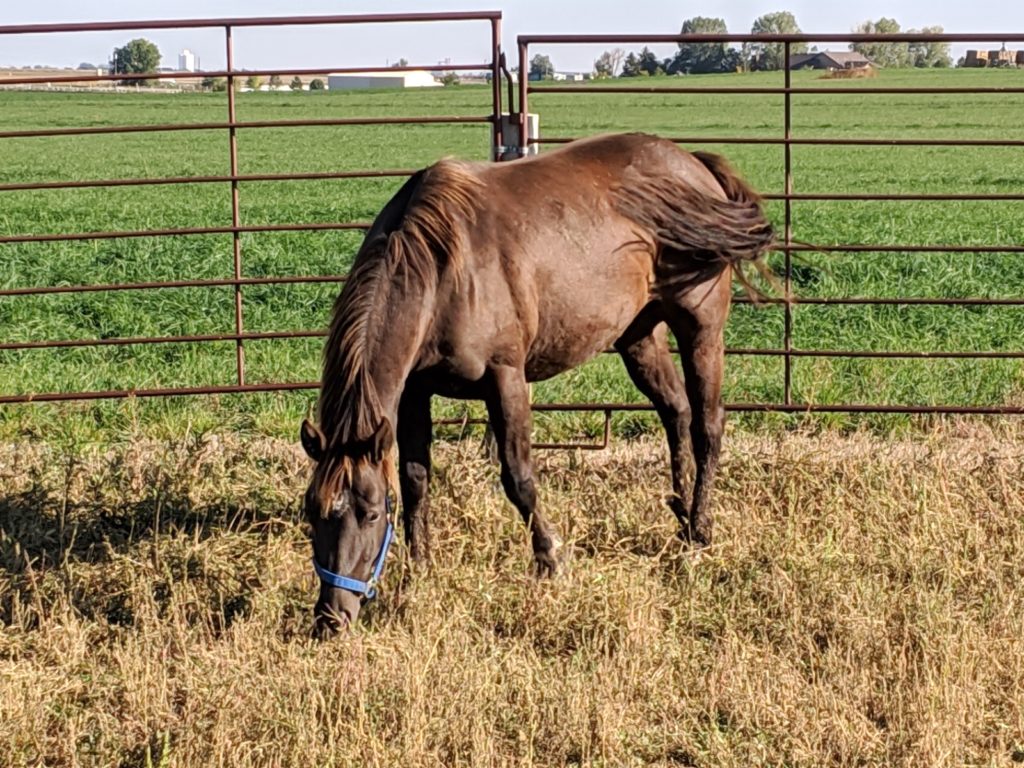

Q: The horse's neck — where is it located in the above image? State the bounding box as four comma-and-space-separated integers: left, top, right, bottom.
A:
359, 274, 435, 423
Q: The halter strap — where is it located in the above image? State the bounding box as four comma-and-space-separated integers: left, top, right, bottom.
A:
312, 496, 395, 600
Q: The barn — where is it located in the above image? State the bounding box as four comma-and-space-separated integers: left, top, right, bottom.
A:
327, 70, 441, 90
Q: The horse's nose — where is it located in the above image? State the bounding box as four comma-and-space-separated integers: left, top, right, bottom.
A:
312, 605, 350, 639
313, 585, 360, 638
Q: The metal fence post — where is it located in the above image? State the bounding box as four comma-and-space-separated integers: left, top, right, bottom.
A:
225, 25, 246, 386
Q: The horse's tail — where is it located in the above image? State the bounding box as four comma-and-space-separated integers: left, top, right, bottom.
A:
612, 151, 778, 296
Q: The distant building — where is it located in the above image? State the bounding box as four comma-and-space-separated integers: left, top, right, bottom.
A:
788, 51, 872, 70
528, 71, 588, 82
178, 49, 199, 72
988, 48, 1016, 66
327, 71, 440, 89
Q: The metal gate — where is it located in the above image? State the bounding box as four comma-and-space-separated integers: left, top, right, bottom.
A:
516, 31, 1024, 424
0, 11, 504, 402
2, 20, 1023, 427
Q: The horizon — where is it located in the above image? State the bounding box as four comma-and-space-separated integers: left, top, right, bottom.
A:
2, 2, 1023, 72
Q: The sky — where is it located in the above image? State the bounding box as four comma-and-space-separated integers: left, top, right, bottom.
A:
2, 1, 1022, 72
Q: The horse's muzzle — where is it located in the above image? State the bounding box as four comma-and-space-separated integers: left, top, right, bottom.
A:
313, 585, 360, 639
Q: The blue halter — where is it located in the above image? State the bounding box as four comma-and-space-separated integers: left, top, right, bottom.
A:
312, 496, 395, 601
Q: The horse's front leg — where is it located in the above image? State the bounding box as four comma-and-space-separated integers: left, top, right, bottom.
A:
484, 364, 561, 577
397, 385, 433, 564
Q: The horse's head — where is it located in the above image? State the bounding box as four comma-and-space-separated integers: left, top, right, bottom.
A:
299, 418, 395, 638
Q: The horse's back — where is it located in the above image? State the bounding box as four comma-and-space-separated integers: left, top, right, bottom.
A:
453, 135, 693, 380
408, 133, 758, 385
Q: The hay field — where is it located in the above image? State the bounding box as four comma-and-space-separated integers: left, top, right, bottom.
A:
3, 425, 1023, 766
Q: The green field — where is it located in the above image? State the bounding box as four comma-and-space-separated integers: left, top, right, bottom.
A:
2, 67, 1024, 441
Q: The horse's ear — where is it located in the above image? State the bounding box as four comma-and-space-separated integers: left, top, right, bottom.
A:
300, 419, 326, 462
369, 418, 394, 463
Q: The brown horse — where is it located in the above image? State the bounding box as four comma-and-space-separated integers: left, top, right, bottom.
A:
299, 132, 774, 634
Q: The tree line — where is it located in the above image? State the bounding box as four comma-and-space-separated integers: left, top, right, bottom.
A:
573, 13, 952, 78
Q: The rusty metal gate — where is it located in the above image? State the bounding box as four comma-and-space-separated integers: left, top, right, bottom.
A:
517, 31, 1024, 425
2, 19, 1023, 427
0, 11, 504, 403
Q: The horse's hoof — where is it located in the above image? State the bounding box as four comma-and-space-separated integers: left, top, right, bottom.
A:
532, 549, 560, 579
533, 535, 566, 578
664, 494, 689, 526
676, 526, 711, 549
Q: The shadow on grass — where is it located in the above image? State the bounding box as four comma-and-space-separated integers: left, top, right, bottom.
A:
0, 483, 299, 633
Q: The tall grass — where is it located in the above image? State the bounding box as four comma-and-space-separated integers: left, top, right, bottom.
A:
2, 425, 1023, 766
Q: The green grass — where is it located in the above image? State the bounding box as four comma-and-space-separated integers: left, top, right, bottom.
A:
2, 68, 1024, 441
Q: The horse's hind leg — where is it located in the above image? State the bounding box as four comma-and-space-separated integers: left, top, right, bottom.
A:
614, 303, 693, 532
397, 384, 433, 564
663, 279, 730, 547
484, 364, 560, 577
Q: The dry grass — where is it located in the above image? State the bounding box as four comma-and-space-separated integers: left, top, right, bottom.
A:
2, 424, 1024, 767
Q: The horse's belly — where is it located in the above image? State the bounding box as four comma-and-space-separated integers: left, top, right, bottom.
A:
523, 246, 652, 380
525, 297, 644, 381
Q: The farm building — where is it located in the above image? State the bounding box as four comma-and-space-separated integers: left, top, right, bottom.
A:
527, 71, 588, 82
989, 48, 1017, 66
965, 50, 989, 66
327, 70, 440, 89
788, 51, 872, 70
178, 49, 199, 72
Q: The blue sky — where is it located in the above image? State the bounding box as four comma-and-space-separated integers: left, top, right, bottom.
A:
2, 1, 1020, 71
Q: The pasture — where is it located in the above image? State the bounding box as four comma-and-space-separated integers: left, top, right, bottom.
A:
1, 67, 1023, 440
2, 67, 1024, 766
3, 426, 1024, 766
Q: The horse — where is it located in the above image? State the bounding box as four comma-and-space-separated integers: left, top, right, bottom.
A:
299, 132, 775, 635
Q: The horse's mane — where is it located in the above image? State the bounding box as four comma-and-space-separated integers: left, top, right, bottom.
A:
313, 159, 482, 500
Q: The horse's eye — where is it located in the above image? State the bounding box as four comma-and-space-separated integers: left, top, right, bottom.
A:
363, 503, 382, 524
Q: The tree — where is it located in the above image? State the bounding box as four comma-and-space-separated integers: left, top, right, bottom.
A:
638, 47, 663, 76
593, 48, 625, 78
308, 78, 325, 90
290, 76, 303, 91
269, 74, 283, 88
201, 76, 227, 92
620, 52, 642, 77
529, 53, 555, 80
745, 11, 806, 71
77, 62, 97, 70
391, 58, 409, 68
110, 38, 161, 85
908, 26, 952, 68
439, 71, 460, 86
851, 18, 912, 68
245, 74, 262, 90
670, 17, 737, 74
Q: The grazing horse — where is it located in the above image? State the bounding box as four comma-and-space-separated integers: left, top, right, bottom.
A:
299, 132, 774, 634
